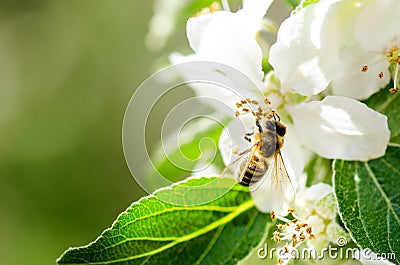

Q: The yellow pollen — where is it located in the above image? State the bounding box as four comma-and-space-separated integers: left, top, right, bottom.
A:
283, 245, 289, 253
378, 71, 384, 79
270, 211, 276, 220
387, 46, 400, 64
292, 240, 297, 248
361, 65, 369, 72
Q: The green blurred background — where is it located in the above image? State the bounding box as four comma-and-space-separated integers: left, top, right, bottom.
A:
0, 1, 189, 264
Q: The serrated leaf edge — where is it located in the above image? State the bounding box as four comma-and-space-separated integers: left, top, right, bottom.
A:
334, 145, 400, 264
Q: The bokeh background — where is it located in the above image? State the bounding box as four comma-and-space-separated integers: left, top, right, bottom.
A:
0, 1, 291, 264
0, 1, 180, 264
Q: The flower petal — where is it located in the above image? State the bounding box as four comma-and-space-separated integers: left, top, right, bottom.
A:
331, 46, 390, 100
186, 1, 272, 88
169, 53, 264, 115
269, 3, 338, 95
281, 123, 311, 187
251, 180, 293, 215
218, 115, 255, 167
311, 0, 367, 51
354, 0, 400, 53
290, 96, 390, 161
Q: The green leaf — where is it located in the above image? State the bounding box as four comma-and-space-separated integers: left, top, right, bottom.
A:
304, 155, 333, 187
284, 0, 301, 9
300, 0, 320, 8
57, 177, 269, 265
333, 88, 400, 264
364, 88, 400, 143
333, 147, 400, 264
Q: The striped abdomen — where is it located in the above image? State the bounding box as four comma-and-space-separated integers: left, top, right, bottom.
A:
238, 155, 269, 186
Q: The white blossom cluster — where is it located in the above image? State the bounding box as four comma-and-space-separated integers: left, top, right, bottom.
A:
167, 0, 398, 264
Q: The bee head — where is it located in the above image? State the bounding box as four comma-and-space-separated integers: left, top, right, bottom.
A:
265, 120, 286, 137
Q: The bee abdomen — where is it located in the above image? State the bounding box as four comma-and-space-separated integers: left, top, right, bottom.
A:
239, 162, 268, 186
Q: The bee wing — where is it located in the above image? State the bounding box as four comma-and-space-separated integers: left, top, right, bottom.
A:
249, 152, 295, 202
218, 146, 253, 180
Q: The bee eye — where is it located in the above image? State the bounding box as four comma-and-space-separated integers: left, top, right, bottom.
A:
276, 123, 286, 137
266, 121, 276, 131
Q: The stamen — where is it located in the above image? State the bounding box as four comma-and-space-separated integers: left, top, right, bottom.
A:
273, 232, 281, 243
234, 98, 271, 119
378, 71, 384, 79
361, 65, 368, 72
283, 245, 289, 253
270, 211, 276, 220
271, 208, 316, 264
390, 63, 400, 93
387, 46, 400, 64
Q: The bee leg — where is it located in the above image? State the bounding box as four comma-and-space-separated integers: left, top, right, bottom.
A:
256, 120, 263, 133
244, 130, 254, 142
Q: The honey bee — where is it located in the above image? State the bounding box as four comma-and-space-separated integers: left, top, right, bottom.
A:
222, 98, 294, 195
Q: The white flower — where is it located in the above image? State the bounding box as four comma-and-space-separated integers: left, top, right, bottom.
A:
289, 96, 389, 160
170, 0, 272, 110
270, 0, 400, 98
272, 183, 348, 264
170, 0, 390, 213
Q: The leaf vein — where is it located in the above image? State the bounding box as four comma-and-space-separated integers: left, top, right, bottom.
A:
193, 225, 225, 265
119, 205, 248, 231
376, 90, 400, 113
222, 209, 259, 264
363, 162, 400, 251
75, 200, 255, 265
